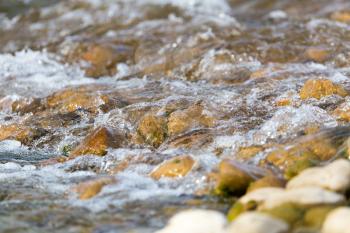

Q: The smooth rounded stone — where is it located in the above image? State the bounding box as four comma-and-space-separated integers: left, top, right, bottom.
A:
239, 187, 285, 205
155, 209, 226, 233
150, 155, 195, 180
72, 177, 116, 200
263, 187, 345, 209
239, 187, 344, 210
321, 207, 350, 233
287, 159, 350, 193
214, 159, 254, 196
226, 212, 289, 233
247, 176, 285, 193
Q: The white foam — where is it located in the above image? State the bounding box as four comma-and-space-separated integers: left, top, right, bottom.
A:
0, 50, 93, 97
254, 105, 337, 143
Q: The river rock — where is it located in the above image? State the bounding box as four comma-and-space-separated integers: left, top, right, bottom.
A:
155, 209, 226, 233
321, 207, 350, 233
70, 126, 124, 157
167, 104, 215, 136
305, 47, 330, 63
287, 159, 350, 193
239, 187, 344, 210
333, 100, 350, 122
236, 146, 264, 161
72, 177, 116, 200
136, 114, 168, 148
0, 123, 46, 145
330, 11, 350, 23
150, 155, 195, 180
247, 176, 285, 193
299, 79, 347, 100
226, 212, 289, 233
214, 159, 253, 196
46, 85, 112, 114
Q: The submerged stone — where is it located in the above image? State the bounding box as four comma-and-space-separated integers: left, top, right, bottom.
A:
72, 177, 116, 200
70, 127, 124, 157
46, 85, 113, 114
167, 104, 215, 136
0, 123, 46, 145
299, 79, 347, 100
136, 114, 168, 148
150, 155, 195, 180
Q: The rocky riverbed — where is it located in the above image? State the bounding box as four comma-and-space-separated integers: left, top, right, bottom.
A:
1, 0, 350, 232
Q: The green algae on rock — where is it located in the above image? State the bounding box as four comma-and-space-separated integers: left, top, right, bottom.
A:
214, 159, 254, 196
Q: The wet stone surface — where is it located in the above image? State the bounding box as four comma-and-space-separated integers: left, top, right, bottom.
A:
1, 0, 350, 232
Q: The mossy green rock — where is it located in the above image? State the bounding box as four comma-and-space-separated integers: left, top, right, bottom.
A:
262, 203, 306, 226
137, 114, 168, 148
303, 206, 335, 229
227, 201, 258, 222
215, 160, 253, 196
284, 158, 319, 180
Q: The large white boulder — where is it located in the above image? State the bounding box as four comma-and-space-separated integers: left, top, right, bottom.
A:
287, 159, 350, 193
226, 212, 289, 233
155, 209, 226, 233
239, 187, 344, 210
322, 207, 350, 233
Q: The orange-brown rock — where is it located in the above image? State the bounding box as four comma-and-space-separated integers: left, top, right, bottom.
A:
72, 177, 116, 200
247, 176, 285, 193
236, 146, 264, 161
0, 124, 46, 145
275, 98, 291, 107
250, 68, 269, 79
305, 47, 330, 63
167, 129, 213, 149
300, 137, 337, 161
136, 114, 167, 148
334, 102, 350, 122
46, 85, 112, 113
81, 45, 117, 78
167, 104, 215, 136
299, 79, 347, 100
11, 98, 45, 115
264, 147, 319, 179
150, 155, 195, 180
70, 127, 123, 157
330, 11, 350, 23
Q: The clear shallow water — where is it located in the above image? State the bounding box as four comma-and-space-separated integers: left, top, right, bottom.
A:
0, 0, 350, 232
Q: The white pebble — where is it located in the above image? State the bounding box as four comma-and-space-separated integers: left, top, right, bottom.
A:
226, 212, 289, 233
322, 207, 350, 233
155, 209, 226, 233
287, 159, 350, 193
239, 187, 344, 210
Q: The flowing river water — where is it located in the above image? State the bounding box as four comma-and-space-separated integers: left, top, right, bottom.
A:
1, 0, 350, 232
